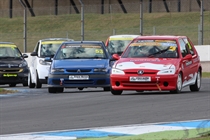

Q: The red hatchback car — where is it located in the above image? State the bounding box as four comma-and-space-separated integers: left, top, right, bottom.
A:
110, 35, 202, 95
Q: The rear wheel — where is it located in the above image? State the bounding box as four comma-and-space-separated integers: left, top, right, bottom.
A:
190, 70, 201, 92
36, 72, 42, 88
48, 87, 57, 93
111, 87, 123, 95
9, 83, 16, 87
170, 73, 182, 93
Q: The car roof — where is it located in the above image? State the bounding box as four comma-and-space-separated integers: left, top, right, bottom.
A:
108, 34, 139, 39
63, 41, 104, 44
0, 42, 16, 45
133, 35, 187, 40
40, 38, 74, 41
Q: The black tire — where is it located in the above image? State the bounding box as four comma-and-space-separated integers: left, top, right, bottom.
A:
48, 87, 57, 93
9, 83, 16, 87
136, 90, 144, 92
23, 82, 28, 87
190, 70, 201, 92
28, 73, 35, 88
111, 87, 123, 95
57, 88, 64, 93
36, 71, 42, 88
103, 87, 110, 91
170, 73, 182, 94
78, 87, 84, 90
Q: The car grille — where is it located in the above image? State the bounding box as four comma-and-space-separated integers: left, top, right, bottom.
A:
0, 68, 22, 73
124, 69, 157, 74
66, 69, 91, 72
52, 79, 106, 85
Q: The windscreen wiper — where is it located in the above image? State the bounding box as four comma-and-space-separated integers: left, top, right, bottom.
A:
148, 46, 170, 57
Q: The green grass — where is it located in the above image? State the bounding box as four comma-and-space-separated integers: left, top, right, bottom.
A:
77, 128, 210, 140
0, 12, 209, 52
202, 72, 210, 78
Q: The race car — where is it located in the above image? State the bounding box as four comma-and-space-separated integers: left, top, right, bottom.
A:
46, 41, 114, 93
105, 34, 139, 55
110, 35, 202, 95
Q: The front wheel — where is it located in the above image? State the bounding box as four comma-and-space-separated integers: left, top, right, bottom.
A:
48, 87, 57, 93
9, 83, 16, 87
57, 88, 64, 93
111, 87, 123, 95
23, 82, 28, 87
103, 87, 110, 91
170, 73, 182, 94
36, 71, 42, 88
28, 73, 35, 88
190, 70, 201, 92
78, 87, 84, 91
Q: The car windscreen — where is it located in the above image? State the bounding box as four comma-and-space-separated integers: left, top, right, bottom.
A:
0, 45, 22, 59
107, 39, 133, 55
121, 40, 178, 58
54, 44, 108, 60
40, 41, 65, 57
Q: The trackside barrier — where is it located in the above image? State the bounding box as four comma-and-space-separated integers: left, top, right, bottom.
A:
24, 45, 210, 72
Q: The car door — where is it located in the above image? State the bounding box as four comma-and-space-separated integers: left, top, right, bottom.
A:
30, 41, 40, 81
178, 38, 194, 87
183, 37, 200, 75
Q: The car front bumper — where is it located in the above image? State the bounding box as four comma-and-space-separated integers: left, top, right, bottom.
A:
48, 74, 110, 88
0, 68, 29, 85
110, 74, 178, 91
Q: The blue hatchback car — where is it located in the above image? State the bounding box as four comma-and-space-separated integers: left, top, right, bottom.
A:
46, 41, 114, 93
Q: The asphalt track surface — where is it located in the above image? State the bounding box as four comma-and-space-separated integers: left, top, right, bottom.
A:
0, 78, 209, 137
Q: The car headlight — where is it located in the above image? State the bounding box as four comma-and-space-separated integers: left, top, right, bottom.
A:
19, 61, 27, 67
50, 68, 64, 73
111, 68, 125, 75
39, 59, 51, 65
157, 68, 175, 75
94, 68, 108, 72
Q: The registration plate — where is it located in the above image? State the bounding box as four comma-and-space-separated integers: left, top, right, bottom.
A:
3, 73, 17, 77
129, 76, 151, 82
69, 75, 89, 80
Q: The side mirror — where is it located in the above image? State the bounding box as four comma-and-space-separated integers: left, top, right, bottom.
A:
44, 57, 52, 62
31, 52, 38, 56
22, 53, 28, 58
183, 54, 192, 60
112, 54, 120, 60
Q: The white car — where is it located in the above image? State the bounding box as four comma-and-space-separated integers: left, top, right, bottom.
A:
28, 38, 73, 88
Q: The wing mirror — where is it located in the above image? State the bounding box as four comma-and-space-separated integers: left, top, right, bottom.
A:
22, 53, 28, 58
112, 54, 120, 60
30, 52, 38, 56
44, 57, 52, 62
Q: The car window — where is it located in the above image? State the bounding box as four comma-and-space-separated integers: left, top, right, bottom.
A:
122, 39, 178, 58
55, 44, 107, 60
40, 41, 64, 57
178, 39, 191, 57
183, 38, 195, 55
0, 45, 22, 58
107, 39, 133, 55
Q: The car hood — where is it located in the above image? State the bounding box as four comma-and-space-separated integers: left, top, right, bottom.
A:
0, 59, 25, 68
53, 59, 108, 68
114, 58, 180, 70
